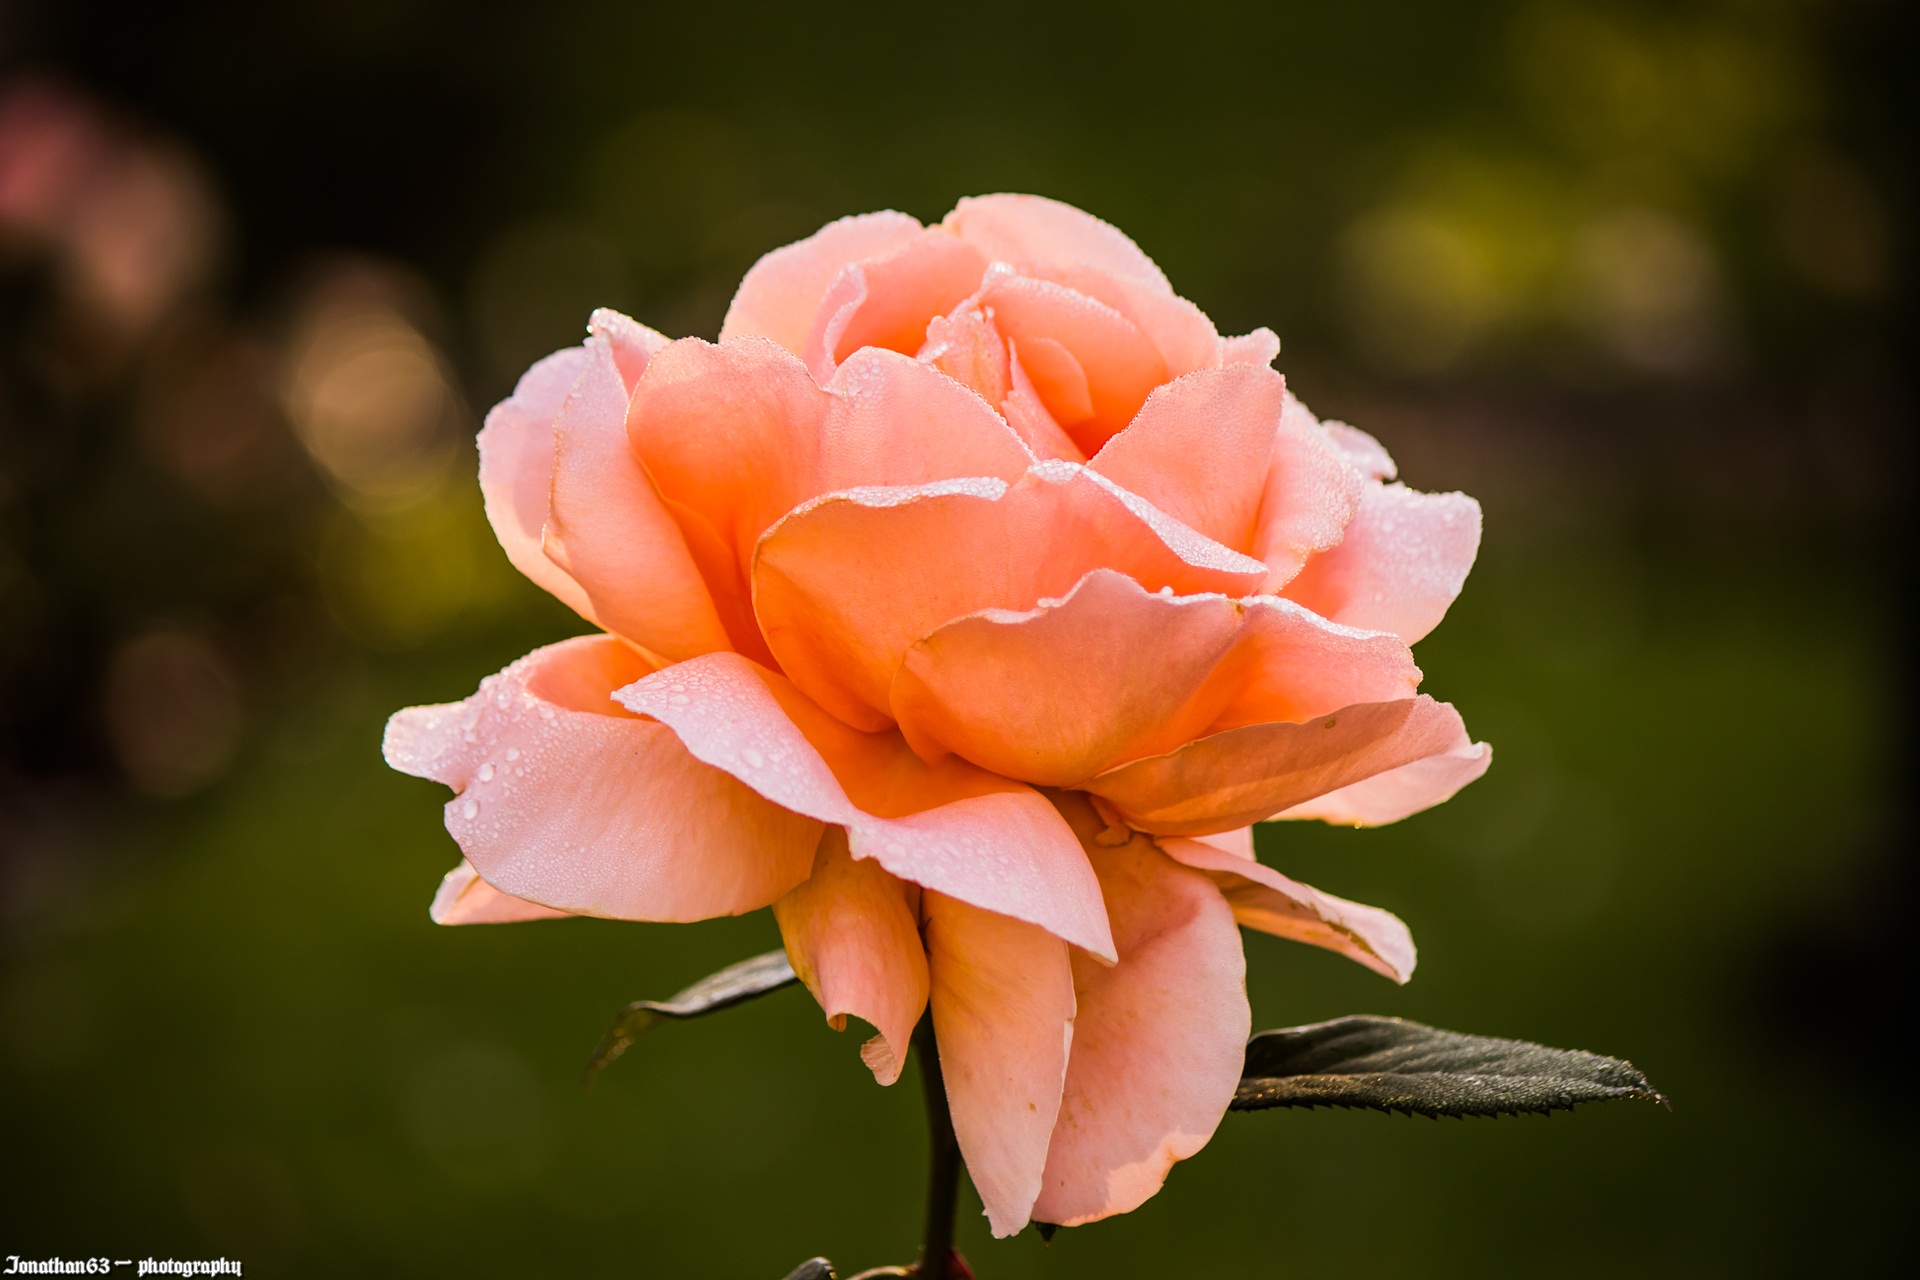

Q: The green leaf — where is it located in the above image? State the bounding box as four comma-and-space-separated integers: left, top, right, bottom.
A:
585, 948, 798, 1084
1233, 1015, 1666, 1117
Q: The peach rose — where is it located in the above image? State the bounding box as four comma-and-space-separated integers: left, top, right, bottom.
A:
385, 195, 1488, 1235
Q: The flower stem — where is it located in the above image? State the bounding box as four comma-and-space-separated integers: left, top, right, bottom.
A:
912, 1013, 962, 1280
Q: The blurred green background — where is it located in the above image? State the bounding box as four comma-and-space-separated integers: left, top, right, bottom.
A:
1, 0, 1909, 1274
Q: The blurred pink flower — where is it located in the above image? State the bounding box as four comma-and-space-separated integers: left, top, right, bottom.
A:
386, 195, 1487, 1234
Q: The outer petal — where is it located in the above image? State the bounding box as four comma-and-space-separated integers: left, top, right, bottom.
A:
774, 827, 929, 1085
944, 194, 1172, 293
925, 890, 1075, 1239
1320, 419, 1397, 481
1089, 364, 1287, 554
429, 860, 574, 925
752, 461, 1268, 728
802, 229, 988, 381
891, 569, 1420, 786
1279, 739, 1492, 826
1034, 804, 1247, 1227
614, 652, 1116, 961
1250, 392, 1368, 591
720, 211, 924, 356
382, 636, 822, 919
1220, 328, 1280, 367
545, 332, 733, 662
476, 346, 595, 619
1157, 837, 1416, 982
1081, 696, 1474, 836
1283, 480, 1483, 645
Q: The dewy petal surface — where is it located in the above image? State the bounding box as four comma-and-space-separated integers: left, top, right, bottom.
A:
753, 462, 1268, 727
924, 889, 1075, 1239
720, 210, 924, 356
614, 652, 1115, 960
774, 827, 929, 1086
1283, 480, 1482, 644
803, 229, 988, 381
1250, 393, 1368, 591
944, 194, 1173, 293
892, 569, 1420, 786
1035, 801, 1247, 1227
383, 636, 822, 920
544, 331, 732, 663
1279, 738, 1492, 826
476, 345, 595, 620
1156, 837, 1416, 982
429, 859, 574, 925
1082, 695, 1475, 835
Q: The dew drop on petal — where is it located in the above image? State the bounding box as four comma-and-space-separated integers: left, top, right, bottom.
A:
669, 694, 691, 706
461, 799, 479, 820
505, 747, 520, 761
477, 762, 495, 782
742, 748, 766, 768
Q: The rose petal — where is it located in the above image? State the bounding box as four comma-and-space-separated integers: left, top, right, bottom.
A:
1282, 480, 1483, 644
1250, 392, 1368, 591
1279, 739, 1492, 826
752, 462, 1268, 728
720, 210, 925, 356
980, 269, 1165, 451
1081, 695, 1474, 835
615, 652, 1116, 961
1089, 365, 1287, 554
774, 827, 929, 1085
1034, 803, 1247, 1227
429, 859, 574, 925
476, 345, 596, 619
1219, 328, 1280, 367
892, 569, 1420, 786
1028, 261, 1219, 381
1319, 419, 1397, 481
1157, 836, 1416, 982
803, 228, 987, 382
944, 194, 1172, 293
544, 334, 733, 662
383, 636, 823, 920
924, 889, 1075, 1239
1003, 340, 1087, 462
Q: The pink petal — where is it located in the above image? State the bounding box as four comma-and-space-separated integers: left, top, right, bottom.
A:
944, 194, 1172, 293
1280, 739, 1492, 826
1028, 261, 1220, 381
891, 569, 1420, 786
476, 346, 596, 619
1012, 333, 1095, 425
1282, 480, 1483, 644
1319, 419, 1397, 481
980, 269, 1165, 452
383, 636, 822, 920
1003, 340, 1087, 462
773, 827, 929, 1085
1157, 836, 1416, 982
429, 860, 574, 925
751, 462, 1268, 728
1081, 695, 1474, 835
1250, 392, 1367, 591
720, 210, 924, 357
589, 306, 671, 392
1192, 826, 1254, 860
544, 333, 733, 662
614, 652, 1116, 961
1219, 328, 1280, 367
1034, 800, 1247, 1227
1089, 365, 1287, 553
924, 889, 1075, 1238
802, 228, 988, 381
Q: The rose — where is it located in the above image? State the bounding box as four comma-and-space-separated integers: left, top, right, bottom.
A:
385, 195, 1487, 1236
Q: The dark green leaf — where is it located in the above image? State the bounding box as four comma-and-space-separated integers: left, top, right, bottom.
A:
585, 949, 797, 1084
1233, 1015, 1666, 1118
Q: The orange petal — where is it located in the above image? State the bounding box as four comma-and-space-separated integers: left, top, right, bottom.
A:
720, 210, 924, 357
1250, 391, 1368, 591
1003, 340, 1087, 462
1034, 805, 1247, 1227
429, 860, 574, 925
752, 463, 1268, 727
1279, 739, 1492, 826
774, 827, 929, 1085
383, 636, 823, 920
544, 331, 733, 663
1089, 365, 1287, 553
980, 269, 1165, 452
1027, 261, 1220, 381
614, 652, 1116, 960
944, 194, 1172, 292
1157, 836, 1416, 982
1283, 480, 1483, 644
924, 890, 1075, 1239
892, 569, 1420, 786
476, 345, 595, 619
802, 228, 987, 381
1081, 695, 1474, 835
